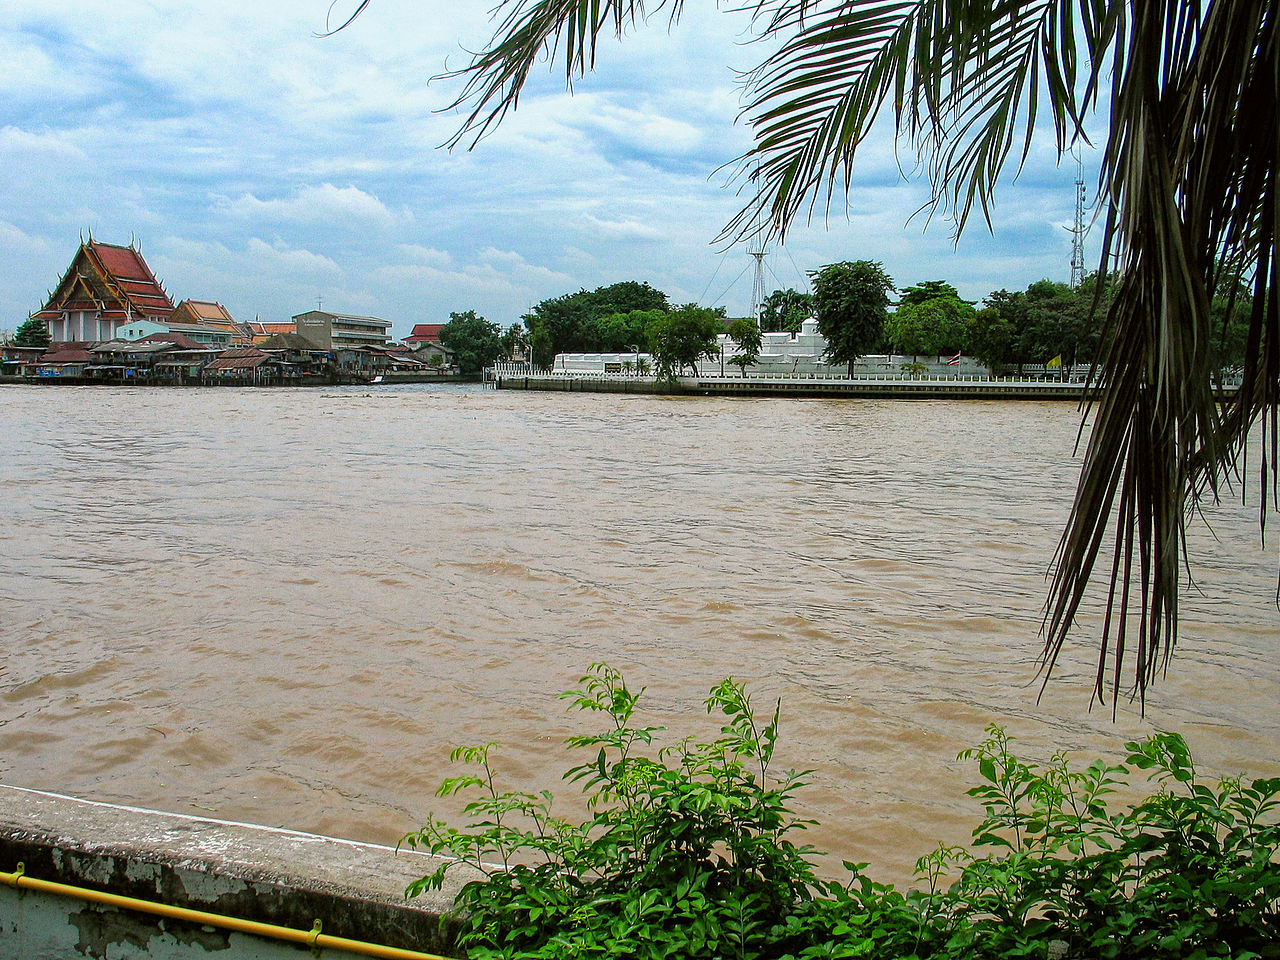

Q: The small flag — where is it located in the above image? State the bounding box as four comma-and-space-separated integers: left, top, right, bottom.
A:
946, 352, 962, 365
1047, 354, 1063, 368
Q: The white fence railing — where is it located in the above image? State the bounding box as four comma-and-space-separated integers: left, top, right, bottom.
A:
489, 366, 1087, 386
486, 364, 1245, 390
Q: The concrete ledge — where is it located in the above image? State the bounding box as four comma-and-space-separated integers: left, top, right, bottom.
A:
0, 784, 476, 958
494, 374, 1091, 400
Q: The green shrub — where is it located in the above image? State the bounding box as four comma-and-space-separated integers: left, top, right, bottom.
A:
402, 667, 1279, 959
928, 726, 1280, 958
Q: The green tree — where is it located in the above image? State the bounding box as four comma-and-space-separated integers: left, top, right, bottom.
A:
1014, 279, 1107, 376
342, 0, 1280, 701
592, 309, 664, 354
726, 316, 762, 375
758, 288, 813, 333
1015, 280, 1079, 367
439, 310, 504, 374
13, 317, 50, 349
523, 281, 668, 366
885, 295, 973, 358
645, 304, 724, 379
898, 280, 961, 308
810, 261, 893, 376
498, 323, 528, 362
1209, 274, 1253, 376
966, 305, 1017, 372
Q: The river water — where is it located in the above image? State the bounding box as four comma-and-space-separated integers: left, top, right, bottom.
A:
2, 383, 1277, 885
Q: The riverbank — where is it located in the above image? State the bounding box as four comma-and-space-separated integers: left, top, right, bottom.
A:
0, 372, 475, 387
492, 371, 1248, 401
493, 372, 1093, 400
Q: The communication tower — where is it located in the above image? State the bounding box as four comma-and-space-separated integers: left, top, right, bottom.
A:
749, 232, 768, 330
1070, 153, 1088, 289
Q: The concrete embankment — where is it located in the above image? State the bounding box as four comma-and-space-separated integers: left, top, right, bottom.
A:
494, 374, 1091, 400
0, 785, 469, 959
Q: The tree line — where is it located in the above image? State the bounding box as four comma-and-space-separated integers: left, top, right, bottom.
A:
441, 281, 754, 379
437, 262, 1254, 379
769, 264, 1253, 376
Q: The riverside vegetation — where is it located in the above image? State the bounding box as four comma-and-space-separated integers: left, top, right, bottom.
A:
401, 665, 1279, 959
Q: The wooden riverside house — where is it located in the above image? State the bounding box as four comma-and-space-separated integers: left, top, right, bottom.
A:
32, 239, 175, 343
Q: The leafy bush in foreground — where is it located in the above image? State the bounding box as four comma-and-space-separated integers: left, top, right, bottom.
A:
402, 665, 1280, 959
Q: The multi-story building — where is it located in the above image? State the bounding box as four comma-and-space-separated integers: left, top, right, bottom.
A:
292, 310, 390, 350
33, 239, 174, 343
117, 300, 244, 348
168, 300, 248, 345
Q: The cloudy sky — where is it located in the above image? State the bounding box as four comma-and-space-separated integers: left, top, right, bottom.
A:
2, 0, 1102, 340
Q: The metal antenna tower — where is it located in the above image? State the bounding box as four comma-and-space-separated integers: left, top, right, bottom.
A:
749, 202, 768, 329
1070, 152, 1088, 289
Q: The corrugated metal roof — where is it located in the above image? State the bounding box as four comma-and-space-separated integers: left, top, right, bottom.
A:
136, 332, 206, 349
41, 348, 92, 363
206, 349, 271, 371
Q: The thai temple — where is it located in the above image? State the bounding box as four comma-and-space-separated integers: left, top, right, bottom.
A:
32, 238, 175, 343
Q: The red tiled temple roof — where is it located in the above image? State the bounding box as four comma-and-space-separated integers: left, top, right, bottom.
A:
34, 240, 174, 322
405, 323, 444, 343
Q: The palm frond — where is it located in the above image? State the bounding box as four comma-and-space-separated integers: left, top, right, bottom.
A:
1042, 0, 1279, 707
434, 0, 682, 149
724, 0, 1119, 241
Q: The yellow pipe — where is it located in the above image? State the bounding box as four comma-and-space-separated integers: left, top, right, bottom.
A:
2, 862, 450, 960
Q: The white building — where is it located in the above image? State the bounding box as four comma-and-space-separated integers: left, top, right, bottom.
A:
553, 319, 991, 377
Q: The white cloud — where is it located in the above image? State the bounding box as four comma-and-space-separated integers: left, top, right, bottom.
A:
397, 244, 454, 267
571, 99, 706, 157
241, 238, 343, 276
218, 184, 402, 229
0, 126, 86, 161
581, 214, 664, 241
0, 0, 1102, 335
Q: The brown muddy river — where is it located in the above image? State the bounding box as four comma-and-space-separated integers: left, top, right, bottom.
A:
2, 383, 1277, 885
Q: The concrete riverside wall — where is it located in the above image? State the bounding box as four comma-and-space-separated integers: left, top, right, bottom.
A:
0, 784, 475, 960
495, 374, 1090, 401
494, 374, 670, 394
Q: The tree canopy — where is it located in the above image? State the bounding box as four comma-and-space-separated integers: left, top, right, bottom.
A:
898, 280, 962, 309
811, 261, 893, 375
645, 304, 724, 379
759, 288, 813, 333
440, 310, 505, 374
523, 281, 668, 366
886, 295, 974, 358
13, 317, 50, 349
726, 316, 763, 374
593, 309, 666, 354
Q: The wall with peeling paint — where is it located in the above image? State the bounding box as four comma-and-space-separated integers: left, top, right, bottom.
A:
0, 785, 474, 960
